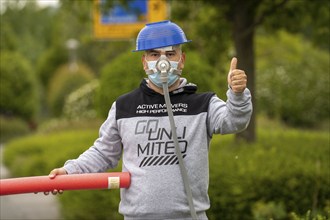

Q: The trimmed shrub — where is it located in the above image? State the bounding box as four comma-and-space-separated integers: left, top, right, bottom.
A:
37, 45, 68, 86
0, 51, 39, 120
47, 63, 94, 116
0, 116, 30, 143
60, 190, 122, 220
97, 51, 145, 118
3, 129, 99, 177
37, 118, 103, 134
63, 80, 99, 119
207, 129, 329, 219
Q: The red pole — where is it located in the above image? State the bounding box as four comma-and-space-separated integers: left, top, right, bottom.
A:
0, 172, 130, 196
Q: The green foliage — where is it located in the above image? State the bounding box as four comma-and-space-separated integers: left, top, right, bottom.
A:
0, 20, 18, 51
63, 80, 99, 119
183, 50, 231, 100
261, 0, 330, 51
37, 118, 103, 135
0, 51, 40, 120
47, 63, 95, 116
0, 0, 56, 64
97, 51, 145, 118
207, 128, 329, 219
290, 210, 330, 220
79, 39, 133, 76
55, 0, 93, 41
256, 30, 330, 127
0, 116, 31, 143
171, 1, 230, 68
3, 129, 99, 177
4, 119, 329, 219
252, 201, 286, 219
36, 45, 69, 87
59, 190, 122, 220
183, 51, 222, 94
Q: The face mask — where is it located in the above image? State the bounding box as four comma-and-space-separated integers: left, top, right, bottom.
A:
145, 57, 181, 88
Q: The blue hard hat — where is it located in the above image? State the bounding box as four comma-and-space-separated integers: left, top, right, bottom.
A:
133, 20, 191, 52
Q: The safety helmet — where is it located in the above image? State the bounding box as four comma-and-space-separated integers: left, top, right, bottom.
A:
133, 20, 191, 52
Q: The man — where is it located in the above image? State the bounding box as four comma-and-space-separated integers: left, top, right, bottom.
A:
48, 20, 252, 220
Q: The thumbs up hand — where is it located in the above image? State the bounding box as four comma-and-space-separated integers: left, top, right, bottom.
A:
227, 57, 247, 94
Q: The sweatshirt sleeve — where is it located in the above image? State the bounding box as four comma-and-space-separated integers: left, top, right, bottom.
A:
64, 102, 122, 174
207, 88, 253, 136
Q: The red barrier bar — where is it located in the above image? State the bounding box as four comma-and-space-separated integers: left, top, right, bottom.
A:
0, 172, 130, 196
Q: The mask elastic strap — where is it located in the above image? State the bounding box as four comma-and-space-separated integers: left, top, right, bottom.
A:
144, 57, 157, 75
169, 55, 182, 76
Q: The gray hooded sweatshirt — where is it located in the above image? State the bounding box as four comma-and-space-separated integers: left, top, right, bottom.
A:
63, 78, 252, 219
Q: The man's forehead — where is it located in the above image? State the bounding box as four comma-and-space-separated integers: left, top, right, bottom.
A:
156, 46, 174, 52
147, 46, 179, 53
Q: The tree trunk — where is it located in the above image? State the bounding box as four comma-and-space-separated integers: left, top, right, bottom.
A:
232, 1, 257, 142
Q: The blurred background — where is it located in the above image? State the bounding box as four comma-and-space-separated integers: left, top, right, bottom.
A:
0, 0, 329, 219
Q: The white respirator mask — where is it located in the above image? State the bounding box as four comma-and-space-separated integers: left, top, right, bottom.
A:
145, 54, 182, 88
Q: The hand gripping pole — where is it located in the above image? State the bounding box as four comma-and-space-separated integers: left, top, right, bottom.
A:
0, 172, 130, 196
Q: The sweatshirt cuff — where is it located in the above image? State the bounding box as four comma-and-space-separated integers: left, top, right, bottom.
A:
227, 87, 251, 101
63, 161, 81, 174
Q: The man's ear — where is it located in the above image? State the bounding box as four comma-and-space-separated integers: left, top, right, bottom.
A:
179, 52, 186, 69
142, 54, 148, 70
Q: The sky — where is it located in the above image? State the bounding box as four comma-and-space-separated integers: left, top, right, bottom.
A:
36, 0, 59, 8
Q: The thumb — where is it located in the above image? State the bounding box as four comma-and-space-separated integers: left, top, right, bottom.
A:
48, 168, 67, 179
48, 169, 57, 179
229, 57, 238, 72
228, 57, 237, 84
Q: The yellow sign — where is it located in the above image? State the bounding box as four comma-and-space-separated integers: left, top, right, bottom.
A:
93, 0, 168, 39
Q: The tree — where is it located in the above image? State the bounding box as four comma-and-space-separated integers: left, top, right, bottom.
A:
0, 0, 56, 64
173, 0, 329, 142
205, 0, 293, 142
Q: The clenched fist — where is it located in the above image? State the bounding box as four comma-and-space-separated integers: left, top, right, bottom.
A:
227, 57, 247, 94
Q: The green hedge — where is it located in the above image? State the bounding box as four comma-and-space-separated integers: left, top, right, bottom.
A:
0, 116, 31, 143
208, 129, 329, 219
63, 80, 99, 120
97, 51, 145, 118
47, 63, 95, 117
37, 45, 68, 87
0, 51, 40, 121
3, 129, 98, 177
3, 122, 329, 219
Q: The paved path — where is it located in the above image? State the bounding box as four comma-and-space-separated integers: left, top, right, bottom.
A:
0, 145, 63, 220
